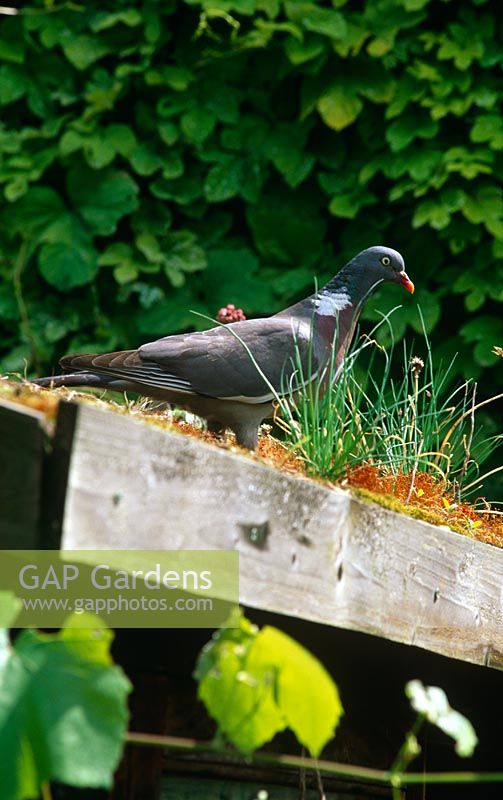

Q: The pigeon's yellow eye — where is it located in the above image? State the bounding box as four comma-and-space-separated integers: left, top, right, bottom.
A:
381, 256, 391, 266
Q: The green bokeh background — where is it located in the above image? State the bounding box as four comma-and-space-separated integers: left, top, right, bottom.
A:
0, 0, 501, 491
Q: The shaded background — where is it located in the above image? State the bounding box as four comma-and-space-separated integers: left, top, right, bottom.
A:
0, 0, 501, 492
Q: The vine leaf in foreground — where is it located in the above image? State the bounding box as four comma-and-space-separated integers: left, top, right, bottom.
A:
0, 610, 131, 800
195, 608, 343, 756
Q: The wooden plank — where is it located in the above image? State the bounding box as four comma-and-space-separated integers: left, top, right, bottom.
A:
57, 401, 503, 669
40, 400, 78, 549
0, 399, 46, 548
337, 500, 503, 669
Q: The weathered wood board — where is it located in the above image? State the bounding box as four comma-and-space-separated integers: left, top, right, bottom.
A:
57, 401, 503, 670
0, 398, 46, 548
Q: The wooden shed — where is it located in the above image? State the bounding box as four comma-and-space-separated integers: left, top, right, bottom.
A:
1, 390, 502, 800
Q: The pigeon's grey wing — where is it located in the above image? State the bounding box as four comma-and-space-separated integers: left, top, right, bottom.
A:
138, 317, 317, 401
58, 349, 190, 393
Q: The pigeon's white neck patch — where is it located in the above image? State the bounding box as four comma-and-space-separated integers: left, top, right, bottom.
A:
314, 290, 352, 316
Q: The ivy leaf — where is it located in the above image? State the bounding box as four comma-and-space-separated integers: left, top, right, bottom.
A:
204, 158, 243, 202
248, 189, 326, 265
386, 114, 439, 152
37, 211, 99, 291
329, 188, 376, 219
164, 230, 207, 277
67, 166, 139, 236
105, 124, 137, 157
180, 108, 216, 144
460, 315, 503, 367
90, 9, 142, 32
0, 65, 29, 105
0, 18, 25, 64
0, 614, 131, 800
136, 232, 165, 265
62, 35, 111, 71
317, 86, 363, 131
298, 6, 347, 40
264, 124, 315, 188
462, 186, 503, 237
284, 36, 326, 65
39, 240, 98, 291
137, 292, 209, 335
470, 115, 503, 150
1, 186, 65, 239
201, 246, 276, 313
131, 145, 163, 176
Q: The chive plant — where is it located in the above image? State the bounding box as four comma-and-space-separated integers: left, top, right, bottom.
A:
280, 309, 502, 502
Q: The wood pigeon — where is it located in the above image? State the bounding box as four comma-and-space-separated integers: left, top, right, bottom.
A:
33, 246, 414, 449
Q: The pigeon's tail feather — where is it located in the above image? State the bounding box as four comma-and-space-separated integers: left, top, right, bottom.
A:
59, 349, 139, 371
32, 372, 117, 390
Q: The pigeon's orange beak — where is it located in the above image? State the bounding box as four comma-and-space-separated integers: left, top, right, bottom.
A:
398, 270, 415, 294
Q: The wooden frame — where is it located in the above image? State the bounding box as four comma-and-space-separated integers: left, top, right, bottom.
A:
2, 397, 499, 669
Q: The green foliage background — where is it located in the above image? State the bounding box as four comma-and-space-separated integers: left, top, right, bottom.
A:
0, 0, 501, 396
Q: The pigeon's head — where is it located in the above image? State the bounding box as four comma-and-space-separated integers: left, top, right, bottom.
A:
351, 246, 414, 294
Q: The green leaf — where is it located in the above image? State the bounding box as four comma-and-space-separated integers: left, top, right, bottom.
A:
84, 136, 116, 169
299, 6, 347, 40
0, 18, 25, 64
265, 124, 315, 188
158, 122, 179, 146
284, 36, 326, 65
67, 166, 139, 236
90, 9, 142, 32
248, 189, 326, 266
137, 293, 208, 335
180, 108, 216, 144
98, 242, 144, 283
0, 65, 28, 105
164, 230, 207, 276
196, 610, 342, 756
247, 627, 343, 757
329, 188, 376, 219
136, 232, 165, 265
1, 187, 65, 239
105, 124, 137, 157
131, 145, 163, 176
147, 66, 193, 91
4, 178, 28, 202
317, 86, 363, 131
462, 186, 503, 237
409, 293, 441, 333
0, 615, 131, 800
62, 35, 111, 71
201, 246, 276, 313
470, 115, 503, 150
39, 240, 98, 291
98, 242, 134, 267
114, 263, 139, 284
406, 680, 478, 757
460, 315, 503, 366
386, 114, 439, 152
204, 158, 242, 202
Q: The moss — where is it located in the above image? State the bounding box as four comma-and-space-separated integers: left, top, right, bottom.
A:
351, 487, 473, 540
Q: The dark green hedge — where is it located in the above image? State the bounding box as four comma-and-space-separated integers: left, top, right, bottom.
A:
0, 0, 501, 389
